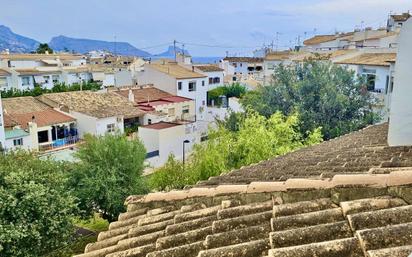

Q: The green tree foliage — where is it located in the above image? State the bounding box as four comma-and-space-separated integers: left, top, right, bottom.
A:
0, 82, 101, 98
149, 111, 322, 191
241, 61, 379, 140
69, 134, 148, 221
208, 83, 247, 106
0, 151, 77, 257
36, 43, 54, 54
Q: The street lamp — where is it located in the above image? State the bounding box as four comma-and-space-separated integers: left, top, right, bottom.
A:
183, 139, 190, 171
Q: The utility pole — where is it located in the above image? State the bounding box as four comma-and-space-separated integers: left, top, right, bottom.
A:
173, 40, 177, 62
114, 35, 117, 56
275, 32, 280, 52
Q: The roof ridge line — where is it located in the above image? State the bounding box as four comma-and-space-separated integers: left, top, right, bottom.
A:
126, 170, 412, 205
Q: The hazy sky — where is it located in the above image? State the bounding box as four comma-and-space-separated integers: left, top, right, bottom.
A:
2, 0, 412, 56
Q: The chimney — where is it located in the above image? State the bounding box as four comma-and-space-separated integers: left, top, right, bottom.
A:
128, 89, 135, 103
388, 19, 412, 146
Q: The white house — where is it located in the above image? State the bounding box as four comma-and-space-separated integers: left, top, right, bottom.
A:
38, 91, 145, 137
263, 51, 292, 84
0, 53, 86, 69
335, 52, 397, 119
221, 57, 264, 81
137, 61, 208, 121
113, 86, 196, 124
0, 53, 92, 91
0, 95, 5, 149
138, 121, 197, 168
2, 96, 77, 151
387, 12, 411, 32
192, 65, 225, 92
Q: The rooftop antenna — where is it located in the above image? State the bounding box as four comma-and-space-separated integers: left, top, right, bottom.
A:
275, 32, 279, 51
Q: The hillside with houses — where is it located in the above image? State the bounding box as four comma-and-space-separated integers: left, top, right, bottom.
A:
1, 5, 412, 257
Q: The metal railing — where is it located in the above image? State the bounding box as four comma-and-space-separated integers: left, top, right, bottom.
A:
39, 135, 80, 152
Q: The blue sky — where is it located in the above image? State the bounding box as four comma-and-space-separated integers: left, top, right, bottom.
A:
2, 0, 412, 56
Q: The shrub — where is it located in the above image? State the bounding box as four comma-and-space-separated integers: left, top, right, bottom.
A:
68, 134, 148, 221
0, 151, 77, 257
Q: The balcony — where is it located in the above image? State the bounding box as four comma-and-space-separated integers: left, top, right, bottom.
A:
39, 135, 80, 152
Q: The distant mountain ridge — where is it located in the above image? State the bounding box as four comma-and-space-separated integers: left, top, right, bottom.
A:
0, 25, 198, 59
154, 46, 190, 57
49, 35, 151, 57
0, 25, 40, 53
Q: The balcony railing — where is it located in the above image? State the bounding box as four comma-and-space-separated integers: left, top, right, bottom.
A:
39, 135, 80, 152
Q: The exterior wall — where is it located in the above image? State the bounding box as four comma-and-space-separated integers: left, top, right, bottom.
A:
8, 60, 43, 68
138, 128, 159, 154
388, 19, 412, 146
4, 134, 32, 151
102, 74, 115, 87
139, 124, 196, 168
204, 71, 224, 91
0, 96, 5, 148
263, 60, 292, 84
153, 100, 196, 122
176, 77, 208, 121
17, 75, 35, 90
136, 65, 177, 95
114, 70, 133, 87
64, 72, 92, 85
96, 116, 124, 136
68, 111, 97, 138
0, 75, 13, 91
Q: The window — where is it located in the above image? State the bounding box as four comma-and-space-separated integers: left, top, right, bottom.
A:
202, 80, 205, 86
13, 138, 23, 146
178, 82, 182, 90
43, 76, 50, 84
213, 77, 220, 84
148, 119, 152, 124
52, 75, 59, 83
233, 77, 237, 81
365, 74, 376, 92
0, 77, 8, 89
209, 78, 213, 84
22, 77, 30, 86
168, 108, 175, 116
107, 123, 116, 133
188, 81, 196, 92
182, 105, 190, 114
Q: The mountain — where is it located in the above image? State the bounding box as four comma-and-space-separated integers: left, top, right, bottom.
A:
155, 46, 190, 57
0, 25, 40, 53
49, 35, 151, 57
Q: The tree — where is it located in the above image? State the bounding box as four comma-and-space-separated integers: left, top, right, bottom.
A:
149, 110, 322, 191
0, 151, 76, 257
69, 134, 147, 221
207, 83, 247, 106
241, 61, 379, 139
36, 43, 54, 54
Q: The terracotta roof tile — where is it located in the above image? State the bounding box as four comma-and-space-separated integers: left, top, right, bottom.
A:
336, 53, 397, 67
2, 96, 75, 129
303, 35, 336, 45
148, 63, 207, 79
39, 91, 145, 118
223, 57, 264, 63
